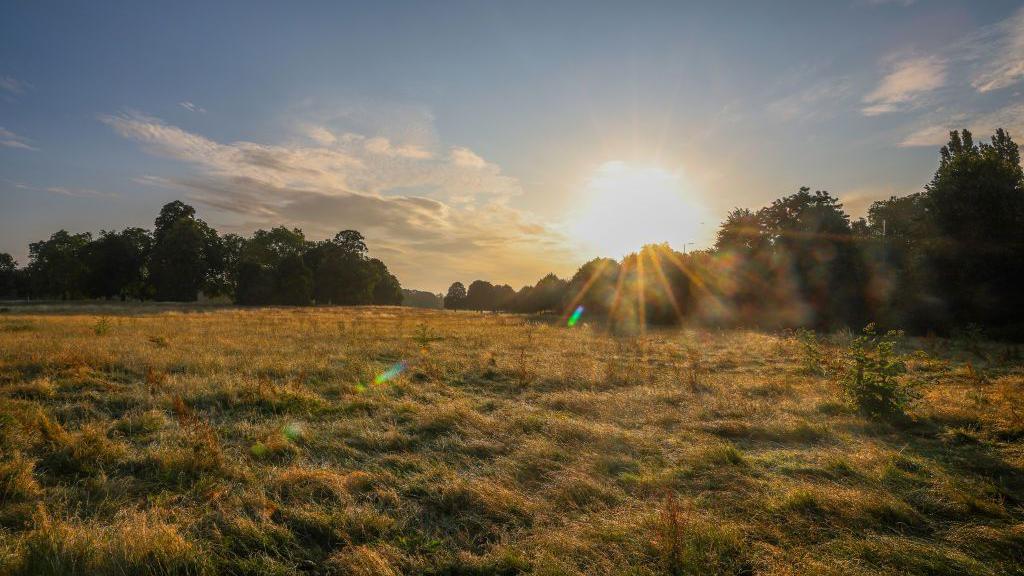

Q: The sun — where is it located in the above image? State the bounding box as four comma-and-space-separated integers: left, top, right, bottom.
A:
571, 161, 709, 258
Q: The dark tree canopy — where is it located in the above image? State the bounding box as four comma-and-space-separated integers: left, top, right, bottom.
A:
10, 200, 402, 308
443, 282, 466, 310
0, 253, 17, 299
84, 228, 153, 301
28, 230, 93, 300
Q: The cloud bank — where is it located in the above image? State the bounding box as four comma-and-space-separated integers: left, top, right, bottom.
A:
102, 112, 574, 290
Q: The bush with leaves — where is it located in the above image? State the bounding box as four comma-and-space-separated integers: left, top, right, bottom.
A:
842, 323, 917, 419
795, 328, 825, 376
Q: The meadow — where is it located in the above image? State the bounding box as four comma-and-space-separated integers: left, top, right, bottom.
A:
0, 305, 1022, 575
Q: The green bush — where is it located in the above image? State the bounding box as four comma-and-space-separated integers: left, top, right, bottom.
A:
795, 328, 825, 376
842, 324, 917, 419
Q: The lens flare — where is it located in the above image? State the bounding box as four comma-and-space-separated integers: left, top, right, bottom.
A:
374, 361, 407, 385
567, 305, 584, 327
281, 422, 303, 441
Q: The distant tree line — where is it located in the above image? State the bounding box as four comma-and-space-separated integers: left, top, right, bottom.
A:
402, 289, 444, 309
443, 129, 1024, 338
0, 200, 402, 307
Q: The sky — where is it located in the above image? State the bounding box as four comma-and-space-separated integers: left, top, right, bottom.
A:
2, 1, 1023, 292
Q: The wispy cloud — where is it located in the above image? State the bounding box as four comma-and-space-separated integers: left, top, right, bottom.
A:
302, 124, 337, 146
899, 101, 1024, 148
970, 8, 1024, 93
862, 55, 946, 116
12, 182, 117, 198
767, 76, 854, 122
0, 76, 31, 95
0, 127, 37, 150
103, 111, 574, 289
857, 0, 916, 7
178, 101, 206, 113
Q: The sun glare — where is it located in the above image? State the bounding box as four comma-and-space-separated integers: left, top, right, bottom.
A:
571, 161, 709, 258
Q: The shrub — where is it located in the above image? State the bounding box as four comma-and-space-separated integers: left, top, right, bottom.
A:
92, 317, 111, 336
795, 328, 826, 376
842, 323, 917, 419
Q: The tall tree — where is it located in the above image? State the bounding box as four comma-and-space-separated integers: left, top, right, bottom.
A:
464, 280, 496, 311
368, 258, 402, 305
27, 230, 92, 299
0, 253, 17, 299
565, 257, 620, 316
444, 282, 466, 310
923, 129, 1024, 331
236, 227, 311, 305
149, 201, 222, 301
84, 228, 152, 300
309, 230, 377, 305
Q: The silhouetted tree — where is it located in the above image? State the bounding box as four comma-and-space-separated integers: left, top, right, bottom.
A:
464, 280, 495, 311
509, 273, 567, 313
84, 228, 152, 300
565, 257, 620, 316
149, 202, 223, 301
310, 230, 375, 305
444, 282, 466, 310
369, 258, 403, 305
236, 227, 310, 305
402, 289, 443, 309
275, 254, 313, 305
0, 253, 16, 299
923, 129, 1024, 333
27, 230, 92, 299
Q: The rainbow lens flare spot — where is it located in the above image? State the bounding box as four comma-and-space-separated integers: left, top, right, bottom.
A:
374, 361, 407, 385
568, 305, 584, 327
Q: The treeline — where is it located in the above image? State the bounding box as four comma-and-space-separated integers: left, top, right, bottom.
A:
443, 129, 1024, 338
0, 201, 402, 306
402, 289, 444, 309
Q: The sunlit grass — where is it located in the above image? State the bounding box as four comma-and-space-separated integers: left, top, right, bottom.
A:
0, 304, 1022, 574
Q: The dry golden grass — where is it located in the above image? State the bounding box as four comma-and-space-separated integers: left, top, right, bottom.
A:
0, 304, 1022, 575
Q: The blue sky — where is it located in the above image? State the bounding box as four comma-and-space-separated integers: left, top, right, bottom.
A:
2, 1, 1023, 290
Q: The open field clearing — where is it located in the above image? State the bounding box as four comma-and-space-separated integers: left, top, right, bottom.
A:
1, 305, 1023, 575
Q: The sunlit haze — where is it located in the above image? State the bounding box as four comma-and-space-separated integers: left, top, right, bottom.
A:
571, 162, 709, 259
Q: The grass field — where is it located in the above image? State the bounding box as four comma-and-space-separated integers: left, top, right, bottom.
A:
1, 305, 1023, 575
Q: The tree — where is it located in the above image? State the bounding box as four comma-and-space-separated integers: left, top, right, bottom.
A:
150, 218, 209, 301
493, 284, 516, 310
275, 254, 313, 306
0, 253, 16, 299
464, 280, 496, 311
402, 289, 443, 309
333, 230, 368, 258
27, 230, 92, 299
149, 201, 223, 301
368, 258, 402, 305
213, 233, 245, 298
444, 282, 466, 310
757, 188, 863, 329
235, 227, 311, 306
310, 232, 375, 305
154, 200, 195, 241
922, 129, 1024, 333
565, 257, 620, 316
715, 208, 764, 253
84, 228, 152, 300
512, 273, 567, 313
